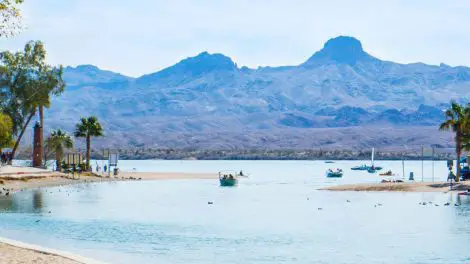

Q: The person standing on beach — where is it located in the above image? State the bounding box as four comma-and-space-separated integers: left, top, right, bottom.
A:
104, 164, 107, 173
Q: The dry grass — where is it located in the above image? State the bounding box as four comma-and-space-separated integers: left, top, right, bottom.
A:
0, 176, 45, 181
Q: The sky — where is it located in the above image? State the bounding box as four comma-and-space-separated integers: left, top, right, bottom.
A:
2, 0, 470, 77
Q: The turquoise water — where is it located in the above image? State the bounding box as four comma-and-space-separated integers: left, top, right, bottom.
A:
0, 160, 469, 263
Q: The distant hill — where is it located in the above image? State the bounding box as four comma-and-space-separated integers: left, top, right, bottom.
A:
44, 36, 465, 150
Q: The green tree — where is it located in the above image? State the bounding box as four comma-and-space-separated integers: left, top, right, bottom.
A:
74, 116, 103, 170
439, 101, 470, 182
46, 129, 73, 171
0, 0, 24, 37
0, 41, 65, 162
0, 112, 13, 150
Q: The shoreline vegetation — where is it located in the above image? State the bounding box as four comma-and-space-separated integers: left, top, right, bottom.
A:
16, 148, 456, 161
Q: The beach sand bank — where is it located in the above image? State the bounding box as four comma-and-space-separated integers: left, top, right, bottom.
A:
0, 242, 80, 264
0, 166, 218, 193
0, 237, 106, 264
320, 181, 470, 192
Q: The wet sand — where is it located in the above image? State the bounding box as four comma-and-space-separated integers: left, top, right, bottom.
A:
320, 181, 470, 192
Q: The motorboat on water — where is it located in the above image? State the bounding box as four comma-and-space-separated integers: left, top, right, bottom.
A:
351, 164, 369, 171
219, 172, 238, 187
327, 168, 343, 178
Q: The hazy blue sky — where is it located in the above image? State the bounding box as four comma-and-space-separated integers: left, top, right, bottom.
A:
2, 0, 470, 77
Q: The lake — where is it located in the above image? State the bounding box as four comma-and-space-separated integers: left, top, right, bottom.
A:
0, 160, 469, 263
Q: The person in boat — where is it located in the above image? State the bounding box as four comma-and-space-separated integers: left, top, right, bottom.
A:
229, 174, 234, 179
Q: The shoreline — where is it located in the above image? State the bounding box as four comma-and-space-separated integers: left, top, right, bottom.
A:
0, 167, 218, 194
320, 181, 470, 192
0, 237, 106, 264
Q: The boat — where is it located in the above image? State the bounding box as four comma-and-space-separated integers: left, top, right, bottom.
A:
351, 164, 368, 171
381, 178, 404, 183
219, 172, 238, 186
237, 170, 249, 178
379, 170, 396, 176
367, 148, 383, 173
325, 161, 335, 164
326, 168, 343, 178
352, 148, 383, 172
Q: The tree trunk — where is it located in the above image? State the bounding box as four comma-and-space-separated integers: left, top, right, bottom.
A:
39, 106, 44, 166
55, 151, 61, 172
86, 135, 91, 171
456, 132, 461, 183
10, 112, 35, 163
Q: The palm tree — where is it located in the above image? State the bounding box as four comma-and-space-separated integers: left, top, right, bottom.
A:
36, 64, 65, 164
74, 116, 103, 171
439, 101, 470, 182
46, 129, 73, 171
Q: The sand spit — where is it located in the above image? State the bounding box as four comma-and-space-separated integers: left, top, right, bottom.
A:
320, 181, 470, 192
0, 166, 217, 193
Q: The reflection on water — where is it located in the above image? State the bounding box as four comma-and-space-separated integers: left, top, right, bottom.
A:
33, 191, 43, 211
0, 190, 44, 213
0, 160, 469, 264
0, 196, 12, 210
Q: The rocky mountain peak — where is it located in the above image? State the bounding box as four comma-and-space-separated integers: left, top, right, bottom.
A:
303, 36, 371, 66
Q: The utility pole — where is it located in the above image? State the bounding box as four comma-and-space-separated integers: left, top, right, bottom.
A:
421, 145, 424, 182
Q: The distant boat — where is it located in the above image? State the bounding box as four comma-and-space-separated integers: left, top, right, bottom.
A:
218, 172, 239, 187
351, 164, 368, 171
379, 170, 396, 176
325, 161, 335, 164
366, 148, 383, 173
326, 168, 343, 178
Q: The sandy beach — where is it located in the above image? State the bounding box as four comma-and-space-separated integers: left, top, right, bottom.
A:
0, 237, 107, 264
0, 166, 217, 263
0, 242, 80, 264
320, 181, 470, 192
0, 166, 218, 193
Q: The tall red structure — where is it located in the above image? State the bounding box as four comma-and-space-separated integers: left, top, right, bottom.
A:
32, 122, 43, 168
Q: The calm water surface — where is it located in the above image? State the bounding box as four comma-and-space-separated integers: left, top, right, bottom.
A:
0, 160, 469, 263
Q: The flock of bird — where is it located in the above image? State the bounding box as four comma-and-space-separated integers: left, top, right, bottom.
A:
0, 187, 11, 196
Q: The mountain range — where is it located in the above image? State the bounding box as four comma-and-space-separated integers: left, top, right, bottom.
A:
42, 36, 466, 150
